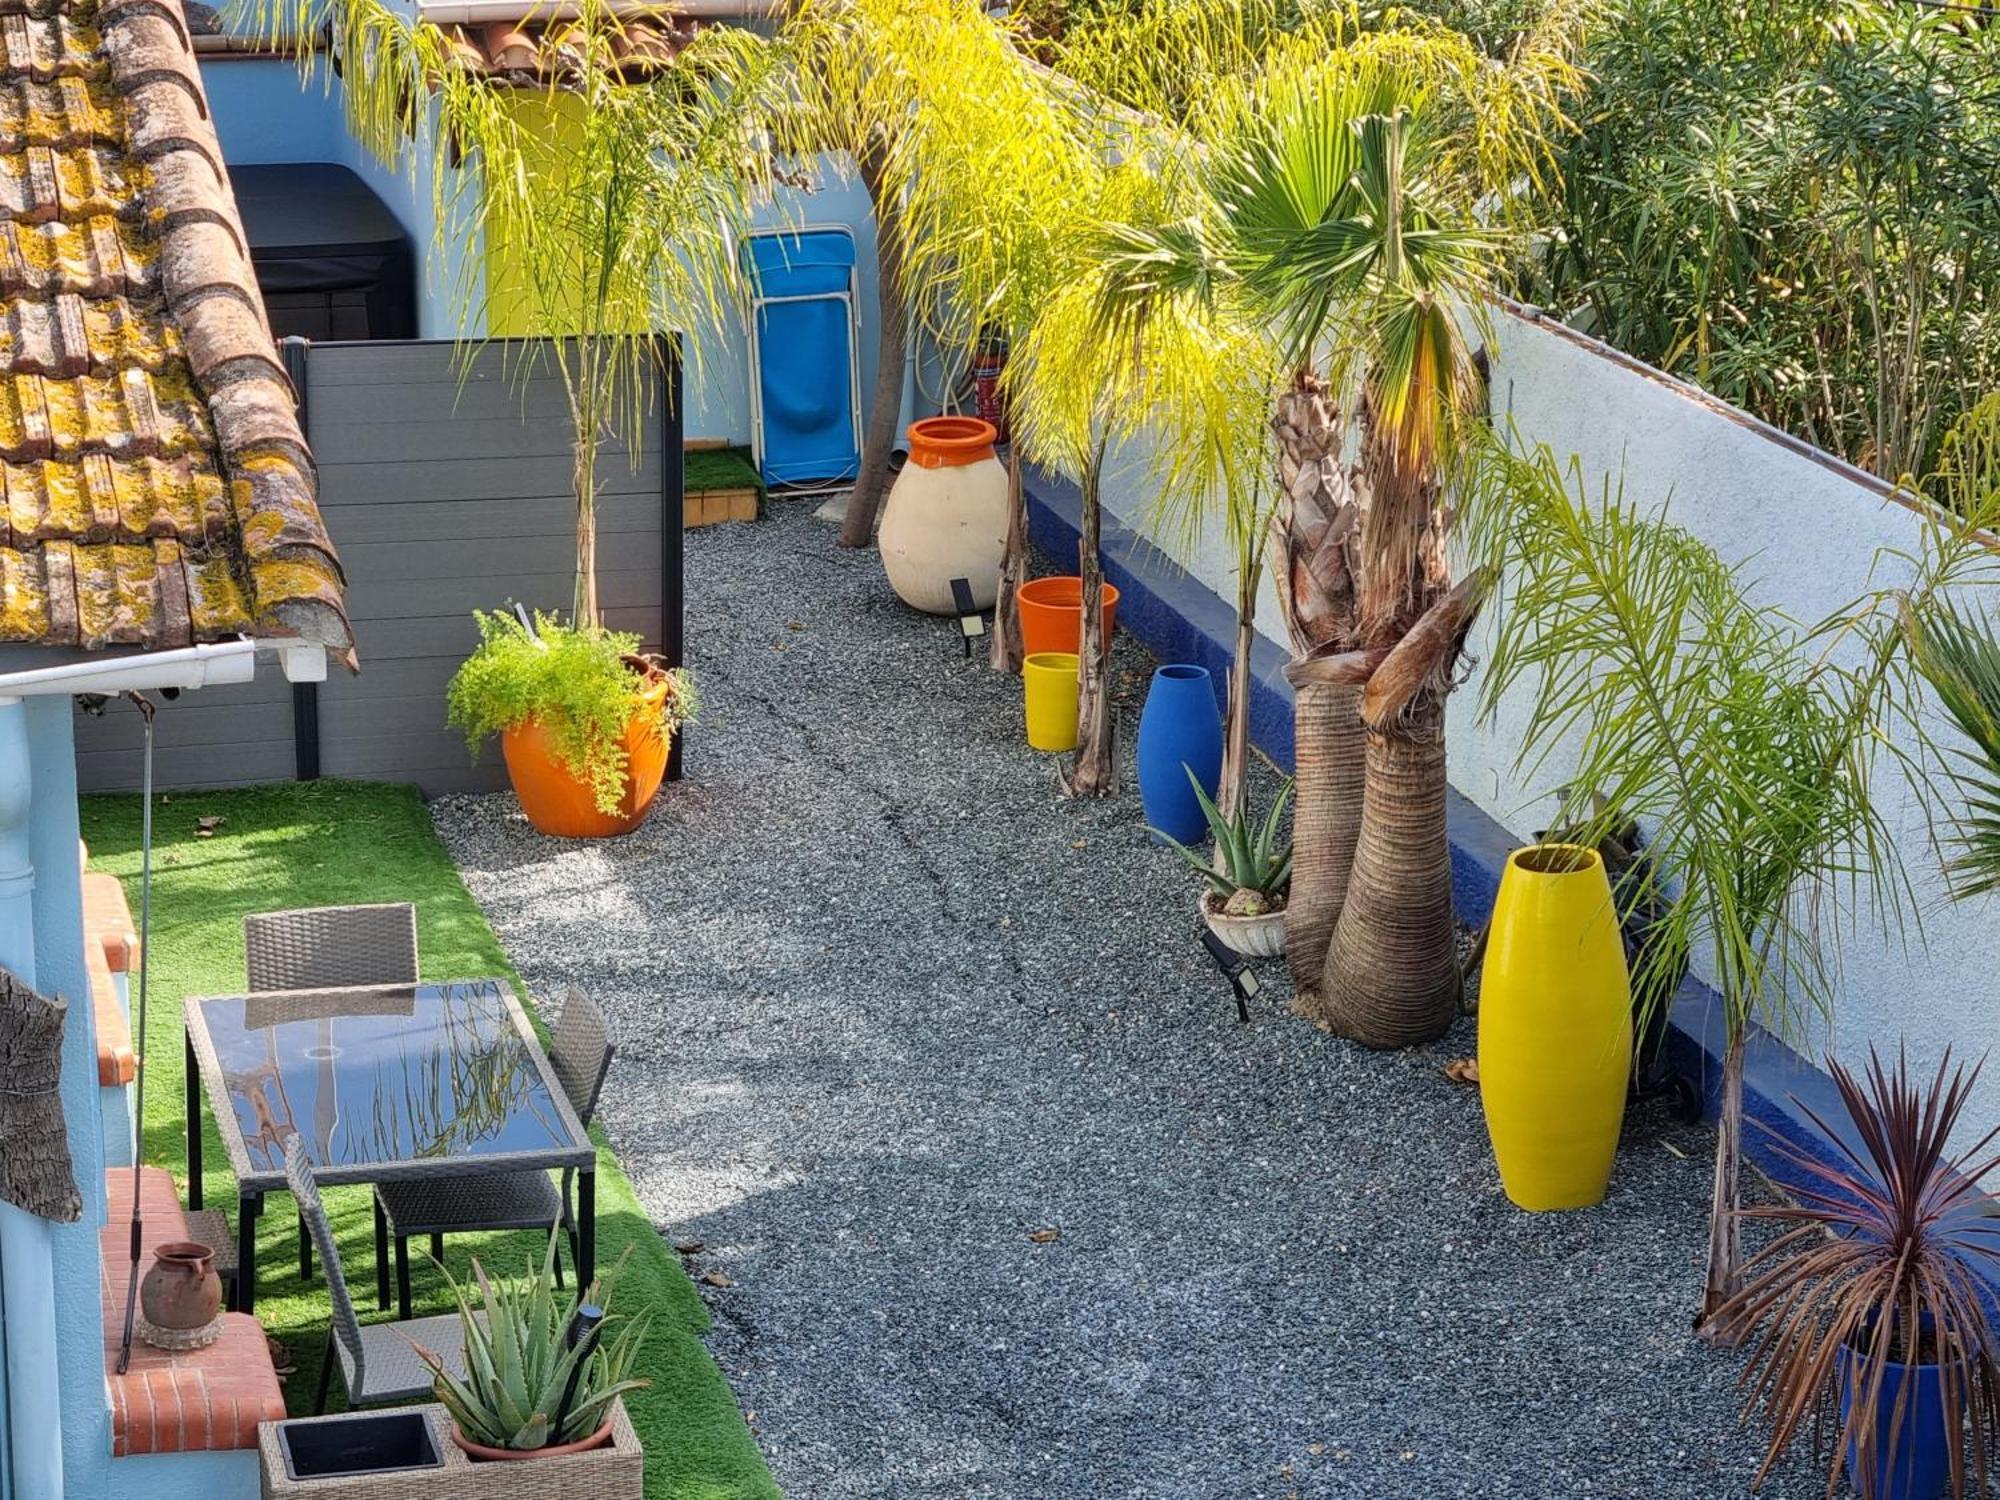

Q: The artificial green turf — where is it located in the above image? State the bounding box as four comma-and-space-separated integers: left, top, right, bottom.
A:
683, 445, 763, 495
79, 779, 779, 1500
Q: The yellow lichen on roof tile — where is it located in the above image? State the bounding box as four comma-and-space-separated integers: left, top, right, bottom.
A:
248, 556, 345, 620
0, 0, 349, 653
4, 457, 85, 537
186, 547, 251, 636
69, 537, 153, 644
0, 547, 46, 639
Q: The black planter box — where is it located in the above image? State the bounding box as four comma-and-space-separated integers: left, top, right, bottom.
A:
275, 1409, 442, 1482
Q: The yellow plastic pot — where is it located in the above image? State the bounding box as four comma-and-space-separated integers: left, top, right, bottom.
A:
1478, 844, 1632, 1211
1023, 651, 1080, 752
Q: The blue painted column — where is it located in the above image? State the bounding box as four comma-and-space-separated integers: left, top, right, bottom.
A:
0, 697, 61, 1500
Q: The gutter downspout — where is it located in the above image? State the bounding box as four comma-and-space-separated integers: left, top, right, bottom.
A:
0, 696, 59, 1500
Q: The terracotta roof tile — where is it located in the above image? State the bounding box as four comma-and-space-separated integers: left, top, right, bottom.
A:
437, 11, 697, 81
0, 0, 348, 654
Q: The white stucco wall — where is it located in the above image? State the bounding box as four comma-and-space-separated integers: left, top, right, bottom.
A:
1090, 306, 2000, 1114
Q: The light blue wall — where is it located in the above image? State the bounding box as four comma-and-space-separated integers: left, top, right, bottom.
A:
198, 55, 893, 445
103, 1449, 260, 1499
200, 58, 474, 340
24, 698, 114, 1495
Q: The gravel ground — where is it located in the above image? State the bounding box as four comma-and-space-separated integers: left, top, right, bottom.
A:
434, 498, 1828, 1500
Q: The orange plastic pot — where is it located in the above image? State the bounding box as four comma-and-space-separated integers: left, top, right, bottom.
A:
499, 668, 672, 839
1018, 576, 1120, 657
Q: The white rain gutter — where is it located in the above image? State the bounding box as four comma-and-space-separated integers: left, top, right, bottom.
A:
0, 638, 328, 699
418, 0, 780, 22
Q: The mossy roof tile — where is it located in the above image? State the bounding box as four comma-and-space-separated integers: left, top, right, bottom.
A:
0, 0, 348, 656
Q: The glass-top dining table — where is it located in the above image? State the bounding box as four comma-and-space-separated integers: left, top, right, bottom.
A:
182, 978, 597, 1314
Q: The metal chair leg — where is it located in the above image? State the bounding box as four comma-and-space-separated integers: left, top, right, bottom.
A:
314, 1334, 335, 1414
395, 1233, 412, 1322
429, 1231, 444, 1264
372, 1196, 390, 1312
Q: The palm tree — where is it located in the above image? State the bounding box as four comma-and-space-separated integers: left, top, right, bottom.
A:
260, 0, 787, 626
1092, 40, 1551, 1037
1465, 402, 2000, 1331
797, 0, 1196, 789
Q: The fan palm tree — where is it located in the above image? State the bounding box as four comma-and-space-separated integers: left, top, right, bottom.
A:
258, 0, 788, 626
1092, 46, 1536, 1040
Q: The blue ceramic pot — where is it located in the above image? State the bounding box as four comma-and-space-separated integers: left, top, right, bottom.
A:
1137, 664, 1224, 845
1838, 1341, 1952, 1500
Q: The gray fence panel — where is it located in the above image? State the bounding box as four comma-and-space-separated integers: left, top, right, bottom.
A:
73, 337, 679, 797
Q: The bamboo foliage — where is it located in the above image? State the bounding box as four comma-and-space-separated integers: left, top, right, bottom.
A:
254, 0, 790, 625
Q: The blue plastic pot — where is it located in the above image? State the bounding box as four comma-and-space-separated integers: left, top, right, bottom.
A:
1137, 664, 1224, 845
1838, 1341, 1952, 1500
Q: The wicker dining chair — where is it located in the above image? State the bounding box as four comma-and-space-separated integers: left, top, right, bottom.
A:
196, 904, 423, 1288
285, 1136, 468, 1414
374, 986, 615, 1320
244, 902, 420, 993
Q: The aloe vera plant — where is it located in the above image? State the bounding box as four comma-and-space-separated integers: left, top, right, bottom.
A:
410, 1232, 651, 1452
1152, 771, 1294, 915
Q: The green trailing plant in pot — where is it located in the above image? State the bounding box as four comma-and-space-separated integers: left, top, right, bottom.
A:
1153, 772, 1293, 959
446, 610, 695, 840
412, 1233, 651, 1461
1710, 1048, 2000, 1500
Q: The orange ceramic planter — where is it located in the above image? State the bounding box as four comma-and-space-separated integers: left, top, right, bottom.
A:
500, 671, 672, 839
905, 415, 997, 467
1018, 575, 1120, 657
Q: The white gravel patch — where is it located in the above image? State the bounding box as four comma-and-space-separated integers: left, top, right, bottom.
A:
433, 499, 1826, 1499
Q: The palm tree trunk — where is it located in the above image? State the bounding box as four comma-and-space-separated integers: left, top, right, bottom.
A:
570, 349, 602, 628
990, 410, 1026, 673
841, 140, 906, 549
1312, 572, 1487, 1042
1314, 720, 1459, 1045
1698, 1030, 1746, 1341
1216, 575, 1257, 822
1068, 449, 1115, 796
1268, 371, 1360, 986
1285, 680, 1365, 990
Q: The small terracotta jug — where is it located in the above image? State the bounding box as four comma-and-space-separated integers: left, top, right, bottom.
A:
138, 1241, 222, 1349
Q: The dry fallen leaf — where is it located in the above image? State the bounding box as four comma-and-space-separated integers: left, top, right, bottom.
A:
700, 1270, 733, 1288
194, 815, 225, 838
674, 1239, 706, 1255
1028, 1227, 1061, 1245
1071, 839, 1088, 850
1443, 1057, 1480, 1085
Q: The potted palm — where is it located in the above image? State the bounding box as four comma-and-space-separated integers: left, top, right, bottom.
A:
1154, 773, 1293, 959
412, 1235, 649, 1473
1711, 1048, 2000, 1500
447, 610, 695, 839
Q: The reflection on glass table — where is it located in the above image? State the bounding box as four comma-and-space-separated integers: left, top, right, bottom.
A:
184, 979, 595, 1315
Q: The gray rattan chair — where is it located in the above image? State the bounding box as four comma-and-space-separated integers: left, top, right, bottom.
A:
244, 903, 421, 1285
284, 1136, 467, 1414
375, 987, 614, 1319
245, 903, 420, 993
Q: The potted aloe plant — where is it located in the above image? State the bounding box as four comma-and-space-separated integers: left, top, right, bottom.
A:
1153, 773, 1292, 959
411, 1234, 650, 1475
447, 610, 696, 840
1712, 1047, 2000, 1500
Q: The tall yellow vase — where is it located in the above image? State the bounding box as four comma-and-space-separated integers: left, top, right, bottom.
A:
1478, 845, 1632, 1211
